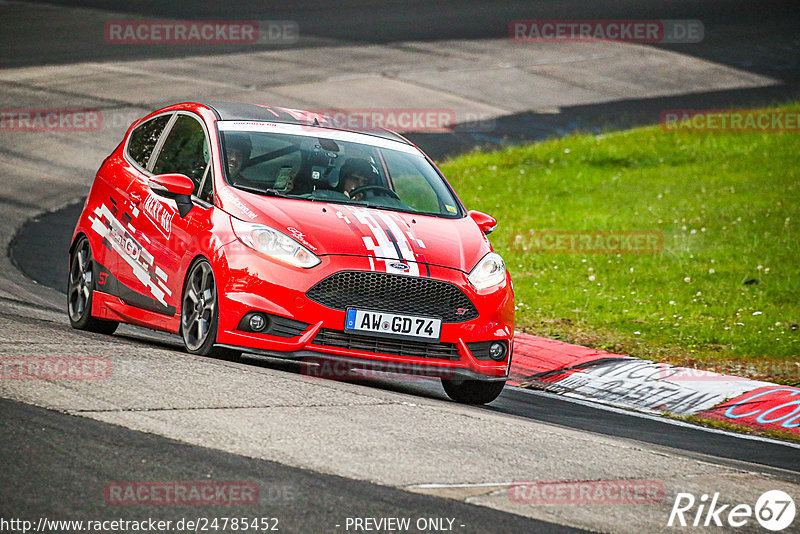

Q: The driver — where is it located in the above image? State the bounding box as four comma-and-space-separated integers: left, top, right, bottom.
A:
336, 158, 380, 200
224, 133, 252, 181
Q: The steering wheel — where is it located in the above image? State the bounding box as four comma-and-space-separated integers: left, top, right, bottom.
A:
349, 185, 400, 200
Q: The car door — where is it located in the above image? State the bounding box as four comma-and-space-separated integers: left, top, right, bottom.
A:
119, 112, 214, 318
92, 112, 173, 310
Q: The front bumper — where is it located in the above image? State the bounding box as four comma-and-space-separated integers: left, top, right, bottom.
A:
213, 243, 514, 380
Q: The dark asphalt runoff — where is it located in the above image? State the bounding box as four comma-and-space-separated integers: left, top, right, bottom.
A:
0, 397, 585, 534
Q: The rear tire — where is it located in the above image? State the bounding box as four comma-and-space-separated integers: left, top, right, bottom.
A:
67, 236, 119, 334
441, 378, 506, 404
180, 259, 241, 359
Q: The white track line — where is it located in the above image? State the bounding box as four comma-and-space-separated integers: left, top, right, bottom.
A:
409, 482, 511, 489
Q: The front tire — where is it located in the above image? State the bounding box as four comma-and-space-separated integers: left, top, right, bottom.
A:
441, 378, 506, 404
67, 236, 118, 334
180, 259, 240, 359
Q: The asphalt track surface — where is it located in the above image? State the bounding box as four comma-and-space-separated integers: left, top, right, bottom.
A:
2, 1, 800, 533
11, 0, 800, 81
0, 397, 583, 533
6, 0, 800, 160
12, 201, 800, 475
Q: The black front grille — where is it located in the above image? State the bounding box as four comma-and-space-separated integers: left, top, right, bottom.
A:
270, 315, 311, 337
466, 341, 494, 360
306, 271, 478, 323
312, 329, 460, 360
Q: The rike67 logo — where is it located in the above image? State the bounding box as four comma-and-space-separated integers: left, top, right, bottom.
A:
668, 490, 795, 531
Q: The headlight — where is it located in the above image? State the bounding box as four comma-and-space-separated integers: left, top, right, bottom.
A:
231, 218, 320, 269
468, 252, 506, 290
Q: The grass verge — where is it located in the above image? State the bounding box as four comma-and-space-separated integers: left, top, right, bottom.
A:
440, 102, 800, 384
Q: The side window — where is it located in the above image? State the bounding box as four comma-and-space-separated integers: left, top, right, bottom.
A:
152, 115, 210, 195
127, 114, 171, 169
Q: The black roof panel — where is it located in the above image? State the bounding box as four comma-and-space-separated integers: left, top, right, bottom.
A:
201, 101, 411, 145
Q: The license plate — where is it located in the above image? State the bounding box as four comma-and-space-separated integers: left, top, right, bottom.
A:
345, 308, 441, 341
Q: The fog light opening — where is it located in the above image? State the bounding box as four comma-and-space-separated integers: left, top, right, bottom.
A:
489, 341, 507, 361
249, 313, 268, 332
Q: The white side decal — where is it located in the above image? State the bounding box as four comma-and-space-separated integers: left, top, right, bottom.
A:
89, 203, 172, 306
141, 193, 174, 237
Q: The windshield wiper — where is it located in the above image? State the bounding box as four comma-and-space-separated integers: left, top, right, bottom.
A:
262, 188, 291, 198
233, 184, 291, 198
355, 201, 418, 215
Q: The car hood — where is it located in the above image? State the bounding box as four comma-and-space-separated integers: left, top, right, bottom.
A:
219, 188, 492, 274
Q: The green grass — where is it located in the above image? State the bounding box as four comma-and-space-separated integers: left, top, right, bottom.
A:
439, 103, 800, 383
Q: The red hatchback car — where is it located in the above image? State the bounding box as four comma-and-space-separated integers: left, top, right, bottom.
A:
68, 102, 514, 404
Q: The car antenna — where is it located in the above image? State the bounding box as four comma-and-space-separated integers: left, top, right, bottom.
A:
313, 117, 320, 126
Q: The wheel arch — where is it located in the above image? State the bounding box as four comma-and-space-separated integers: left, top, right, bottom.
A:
178, 253, 215, 332
69, 231, 89, 255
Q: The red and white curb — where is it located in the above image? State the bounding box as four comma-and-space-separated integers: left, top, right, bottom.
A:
510, 333, 800, 436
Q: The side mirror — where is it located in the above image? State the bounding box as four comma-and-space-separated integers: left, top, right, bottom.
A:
468, 210, 497, 235
149, 173, 194, 218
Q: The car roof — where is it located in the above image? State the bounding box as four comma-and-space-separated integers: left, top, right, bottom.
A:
200, 101, 412, 145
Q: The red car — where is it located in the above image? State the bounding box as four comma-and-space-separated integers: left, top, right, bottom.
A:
68, 102, 514, 404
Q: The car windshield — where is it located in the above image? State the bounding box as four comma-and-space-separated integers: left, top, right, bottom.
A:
218, 124, 461, 217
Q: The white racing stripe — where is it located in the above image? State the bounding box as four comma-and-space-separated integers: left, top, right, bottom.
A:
378, 212, 419, 276
349, 206, 420, 276
392, 212, 426, 249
